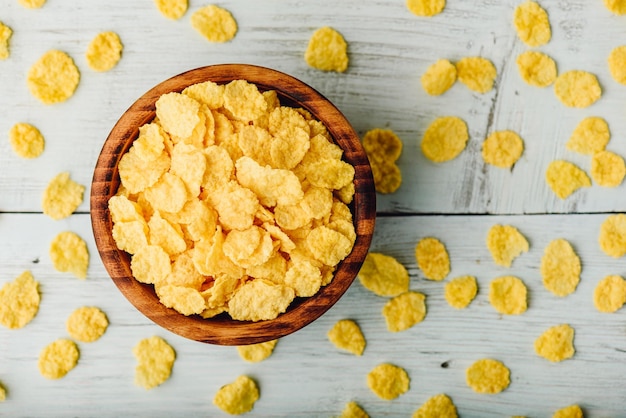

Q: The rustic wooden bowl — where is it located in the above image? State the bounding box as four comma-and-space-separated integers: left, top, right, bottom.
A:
90, 64, 376, 346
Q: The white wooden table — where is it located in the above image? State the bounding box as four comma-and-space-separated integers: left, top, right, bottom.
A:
2, 1, 626, 416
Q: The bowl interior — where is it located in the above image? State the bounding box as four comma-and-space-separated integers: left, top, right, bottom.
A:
90, 64, 375, 345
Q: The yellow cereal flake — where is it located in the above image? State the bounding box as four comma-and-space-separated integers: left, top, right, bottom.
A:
489, 276, 528, 315
415, 237, 449, 281
112, 221, 148, 255
66, 306, 109, 343
237, 339, 278, 363
49, 231, 90, 279
444, 276, 478, 309
554, 70, 602, 108
367, 363, 410, 400
86, 31, 123, 72
420, 116, 469, 163
0, 382, 5, 402
339, 401, 369, 418
190, 5, 238, 43
545, 160, 591, 199
9, 122, 45, 159
534, 324, 575, 362
516, 51, 557, 87
133, 336, 176, 389
599, 214, 626, 257
305, 26, 349, 73
0, 22, 12, 60
466, 358, 510, 394
608, 45, 626, 84
224, 80, 268, 123
156, 92, 201, 139
481, 130, 524, 169
0, 271, 40, 329
362, 128, 403, 194
513, 1, 551, 47
41, 172, 85, 220
213, 375, 259, 415
327, 319, 366, 356
566, 117, 610, 155
235, 156, 303, 207
131, 245, 172, 284
118, 147, 170, 194
382, 291, 426, 332
228, 280, 295, 321
358, 252, 410, 297
540, 239, 581, 297
18, 0, 46, 8
38, 339, 79, 380
604, 0, 626, 15
406, 0, 445, 16
486, 224, 529, 267
156, 285, 205, 316
553, 405, 583, 418
306, 225, 353, 266
591, 151, 626, 187
421, 59, 457, 96
593, 275, 626, 313
144, 172, 188, 214
148, 213, 187, 256
27, 50, 80, 104
412, 393, 458, 418
456, 57, 497, 94
154, 0, 188, 19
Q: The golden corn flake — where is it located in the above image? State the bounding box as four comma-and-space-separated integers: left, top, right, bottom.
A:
190, 5, 237, 43
566, 116, 610, 155
383, 291, 426, 332
604, 0, 626, 15
358, 252, 410, 297
86, 31, 123, 72
339, 401, 369, 418
228, 280, 295, 322
489, 276, 528, 315
305, 26, 349, 73
516, 51, 557, 87
362, 128, 403, 194
466, 358, 510, 394
554, 70, 602, 108
327, 319, 366, 356
513, 1, 551, 47
38, 339, 79, 380
9, 122, 45, 159
540, 239, 581, 297
593, 275, 626, 313
481, 130, 524, 169
415, 237, 449, 281
66, 306, 109, 343
237, 339, 278, 363
367, 363, 410, 400
486, 224, 529, 267
444, 275, 478, 309
0, 383, 5, 402
133, 336, 176, 390
534, 324, 575, 362
224, 80, 268, 123
456, 57, 497, 94
412, 393, 458, 418
0, 22, 12, 60
112, 221, 148, 255
156, 92, 201, 139
546, 160, 591, 199
591, 150, 626, 187
406, 0, 445, 17
421, 59, 457, 96
18, 0, 46, 8
608, 45, 626, 84
213, 375, 259, 415
0, 271, 40, 329
118, 147, 170, 194
553, 405, 583, 418
421, 116, 469, 163
157, 285, 205, 316
49, 231, 89, 279
599, 214, 626, 257
27, 50, 80, 104
41, 172, 85, 220
131, 245, 172, 284
154, 0, 188, 19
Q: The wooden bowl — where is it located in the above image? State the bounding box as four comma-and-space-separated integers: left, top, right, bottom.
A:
90, 64, 376, 345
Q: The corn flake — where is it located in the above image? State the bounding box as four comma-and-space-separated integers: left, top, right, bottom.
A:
339, 401, 369, 418
9, 122, 45, 159
306, 225, 353, 266
413, 393, 458, 418
66, 306, 109, 343
456, 57, 497, 94
593, 275, 626, 313
406, 0, 445, 16
38, 339, 79, 380
154, 0, 188, 19
131, 245, 172, 284
191, 5, 238, 43
327, 319, 366, 356
421, 59, 457, 96
553, 405, 583, 418
224, 80, 267, 123
118, 147, 170, 194
0, 22, 11, 60
367, 363, 410, 400
421, 116, 469, 163
0, 383, 5, 402
213, 375, 259, 415
591, 150, 626, 187
156, 284, 205, 316
604, 0, 626, 15
482, 130, 524, 169
466, 358, 510, 394
444, 275, 478, 309
237, 339, 278, 363
566, 117, 610, 155
362, 128, 403, 194
27, 50, 80, 104
236, 156, 303, 207
18, 0, 46, 8
305, 26, 349, 73
608, 45, 626, 85
599, 214, 626, 258
516, 51, 557, 87
0, 271, 40, 329
489, 276, 528, 315
183, 81, 224, 109
144, 172, 188, 214
534, 324, 575, 362
358, 253, 409, 297
545, 160, 591, 199
284, 259, 322, 297
540, 239, 581, 297
86, 31, 123, 72
228, 280, 295, 322
383, 291, 426, 332
486, 224, 529, 267
49, 231, 89, 279
156, 92, 201, 139
415, 237, 450, 281
513, 1, 551, 47
112, 221, 148, 255
42, 172, 85, 220
133, 336, 176, 390
554, 70, 602, 108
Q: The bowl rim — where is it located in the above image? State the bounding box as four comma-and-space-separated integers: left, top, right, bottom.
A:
90, 63, 376, 345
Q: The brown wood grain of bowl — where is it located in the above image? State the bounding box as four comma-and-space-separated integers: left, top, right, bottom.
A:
90, 64, 375, 345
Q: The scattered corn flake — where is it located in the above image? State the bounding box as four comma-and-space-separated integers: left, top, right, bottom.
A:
534, 324, 575, 362
540, 239, 581, 297
593, 275, 626, 313
591, 150, 626, 187
0, 21, 12, 60
27, 50, 80, 104
86, 31, 123, 72
604, 0, 626, 15
608, 45, 626, 84
516, 50, 557, 87
599, 214, 626, 257
339, 401, 369, 418
18, 0, 46, 8
131, 245, 172, 284
38, 339, 79, 380
456, 57, 497, 94
382, 291, 426, 332
133, 336, 176, 390
415, 237, 450, 281
228, 280, 295, 321
362, 128, 403, 194
489, 276, 528, 315
412, 393, 458, 418
553, 405, 583, 418
9, 122, 45, 159
466, 358, 510, 394
190, 5, 238, 43
366, 363, 410, 400
421, 59, 457, 96
66, 306, 109, 343
237, 339, 278, 363
545, 160, 591, 199
49, 231, 89, 279
0, 271, 40, 329
406, 0, 445, 16
513, 1, 551, 47
327, 319, 366, 356
305, 26, 349, 73
486, 224, 529, 267
41, 172, 85, 220
566, 117, 610, 155
358, 252, 410, 297
481, 130, 524, 169
444, 275, 478, 309
0, 383, 5, 402
554, 70, 602, 108
154, 0, 188, 19
213, 375, 259, 415
420, 116, 469, 163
